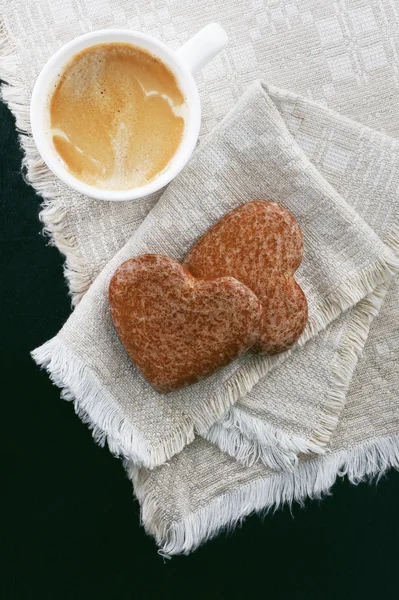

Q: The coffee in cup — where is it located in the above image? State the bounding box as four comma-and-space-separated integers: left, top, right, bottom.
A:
48, 43, 187, 190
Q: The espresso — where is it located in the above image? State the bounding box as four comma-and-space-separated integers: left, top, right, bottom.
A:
49, 43, 186, 190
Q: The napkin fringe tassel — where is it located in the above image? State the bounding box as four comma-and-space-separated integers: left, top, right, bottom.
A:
0, 22, 91, 305
313, 282, 390, 446
204, 414, 321, 471
31, 337, 195, 469
385, 221, 399, 255
131, 433, 399, 556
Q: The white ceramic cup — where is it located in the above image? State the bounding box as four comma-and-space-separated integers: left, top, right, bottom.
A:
30, 24, 228, 201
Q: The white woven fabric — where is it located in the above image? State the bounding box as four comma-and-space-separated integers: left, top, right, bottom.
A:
29, 81, 399, 470
1, 0, 399, 555
206, 88, 399, 468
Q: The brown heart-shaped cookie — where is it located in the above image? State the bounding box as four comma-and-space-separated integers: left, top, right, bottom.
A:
184, 201, 308, 354
109, 254, 262, 393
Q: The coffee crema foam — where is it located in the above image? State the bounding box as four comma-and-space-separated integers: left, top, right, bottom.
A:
49, 43, 186, 190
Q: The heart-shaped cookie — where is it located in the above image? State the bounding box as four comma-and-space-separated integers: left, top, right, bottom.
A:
184, 201, 308, 354
109, 255, 262, 393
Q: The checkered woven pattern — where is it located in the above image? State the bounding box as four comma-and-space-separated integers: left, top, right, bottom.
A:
2, 0, 399, 555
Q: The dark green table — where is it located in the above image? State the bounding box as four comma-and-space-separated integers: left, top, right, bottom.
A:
2, 99, 399, 600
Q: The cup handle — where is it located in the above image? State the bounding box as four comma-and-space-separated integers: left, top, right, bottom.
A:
176, 23, 228, 76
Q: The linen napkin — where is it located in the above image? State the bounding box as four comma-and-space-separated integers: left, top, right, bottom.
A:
2, 0, 399, 556
205, 86, 399, 469
31, 80, 399, 470
130, 275, 399, 555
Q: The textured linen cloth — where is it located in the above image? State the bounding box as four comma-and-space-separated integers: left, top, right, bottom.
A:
1, 0, 399, 554
206, 88, 399, 468
30, 81, 399, 470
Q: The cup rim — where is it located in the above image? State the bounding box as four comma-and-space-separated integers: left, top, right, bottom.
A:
30, 29, 201, 202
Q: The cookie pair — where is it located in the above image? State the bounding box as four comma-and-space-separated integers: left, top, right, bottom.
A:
109, 201, 308, 393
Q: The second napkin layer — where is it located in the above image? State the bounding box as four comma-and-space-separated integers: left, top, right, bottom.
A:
32, 81, 399, 469
205, 86, 399, 470
129, 275, 399, 555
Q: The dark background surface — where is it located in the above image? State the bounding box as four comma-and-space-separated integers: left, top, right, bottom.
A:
1, 98, 399, 600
